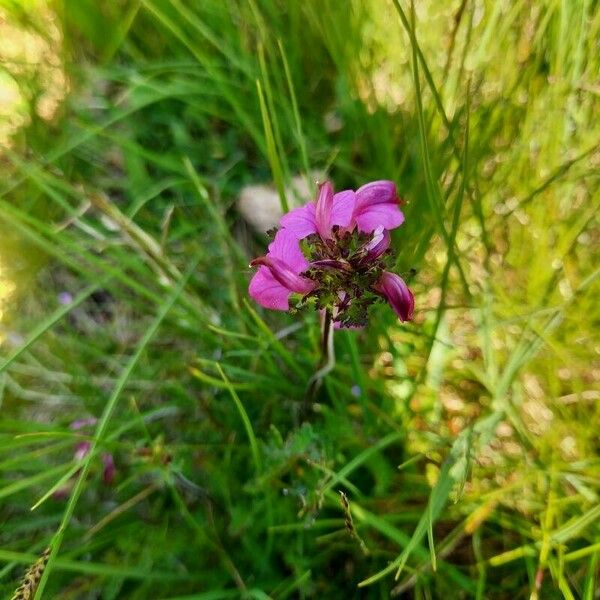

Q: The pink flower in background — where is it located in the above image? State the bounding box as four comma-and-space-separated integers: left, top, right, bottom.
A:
70, 418, 115, 486
248, 179, 414, 327
58, 291, 73, 305
74, 440, 92, 461
102, 453, 116, 485
54, 418, 116, 499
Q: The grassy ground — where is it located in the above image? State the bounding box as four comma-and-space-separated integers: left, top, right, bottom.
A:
1, 1, 599, 598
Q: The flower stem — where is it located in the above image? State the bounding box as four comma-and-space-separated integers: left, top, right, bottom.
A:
306, 308, 335, 402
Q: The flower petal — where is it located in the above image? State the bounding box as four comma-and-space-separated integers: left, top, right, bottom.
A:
251, 256, 315, 294
364, 226, 391, 261
102, 453, 116, 485
70, 417, 98, 430
248, 267, 292, 311
315, 181, 334, 240
267, 228, 309, 273
279, 202, 317, 239
74, 441, 91, 462
354, 180, 404, 233
310, 259, 351, 271
355, 180, 398, 207
354, 202, 404, 233
330, 190, 356, 230
373, 271, 414, 322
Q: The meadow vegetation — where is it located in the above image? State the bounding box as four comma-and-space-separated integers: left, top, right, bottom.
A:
0, 1, 599, 598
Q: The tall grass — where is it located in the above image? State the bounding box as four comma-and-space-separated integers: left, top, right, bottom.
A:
0, 1, 598, 598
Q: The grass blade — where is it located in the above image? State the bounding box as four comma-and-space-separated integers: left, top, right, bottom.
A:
33, 254, 202, 599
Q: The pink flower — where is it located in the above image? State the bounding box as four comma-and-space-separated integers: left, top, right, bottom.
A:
249, 179, 414, 327
373, 271, 415, 322
279, 180, 404, 240
74, 441, 92, 462
249, 229, 316, 311
70, 417, 98, 430
102, 453, 116, 485
70, 417, 116, 485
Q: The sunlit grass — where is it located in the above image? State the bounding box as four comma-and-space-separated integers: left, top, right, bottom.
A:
0, 0, 67, 146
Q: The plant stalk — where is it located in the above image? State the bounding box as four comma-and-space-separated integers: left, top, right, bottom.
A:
306, 308, 335, 402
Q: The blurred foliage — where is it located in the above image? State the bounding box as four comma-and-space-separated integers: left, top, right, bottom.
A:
0, 0, 599, 598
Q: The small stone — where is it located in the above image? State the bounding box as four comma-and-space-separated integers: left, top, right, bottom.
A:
238, 174, 321, 233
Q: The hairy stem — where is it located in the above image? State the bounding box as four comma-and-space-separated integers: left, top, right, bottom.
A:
306, 308, 335, 402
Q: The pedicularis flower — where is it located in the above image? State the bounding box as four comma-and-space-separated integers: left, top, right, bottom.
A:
249, 180, 414, 327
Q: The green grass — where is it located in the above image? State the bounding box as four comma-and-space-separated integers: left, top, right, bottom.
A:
0, 0, 599, 598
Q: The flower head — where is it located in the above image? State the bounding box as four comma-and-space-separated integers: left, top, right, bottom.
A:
249, 180, 414, 327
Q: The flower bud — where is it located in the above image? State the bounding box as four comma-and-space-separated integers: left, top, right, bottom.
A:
373, 271, 414, 322
315, 181, 334, 240
364, 226, 390, 261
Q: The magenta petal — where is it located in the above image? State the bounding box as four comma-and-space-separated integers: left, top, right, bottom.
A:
279, 202, 317, 239
374, 271, 414, 322
249, 267, 292, 311
74, 441, 91, 461
267, 228, 309, 273
354, 203, 404, 233
355, 180, 397, 206
248, 229, 315, 311
70, 417, 97, 430
315, 182, 334, 240
330, 190, 356, 230
102, 453, 116, 485
310, 259, 350, 270
251, 256, 315, 294
354, 180, 404, 233
364, 226, 391, 261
